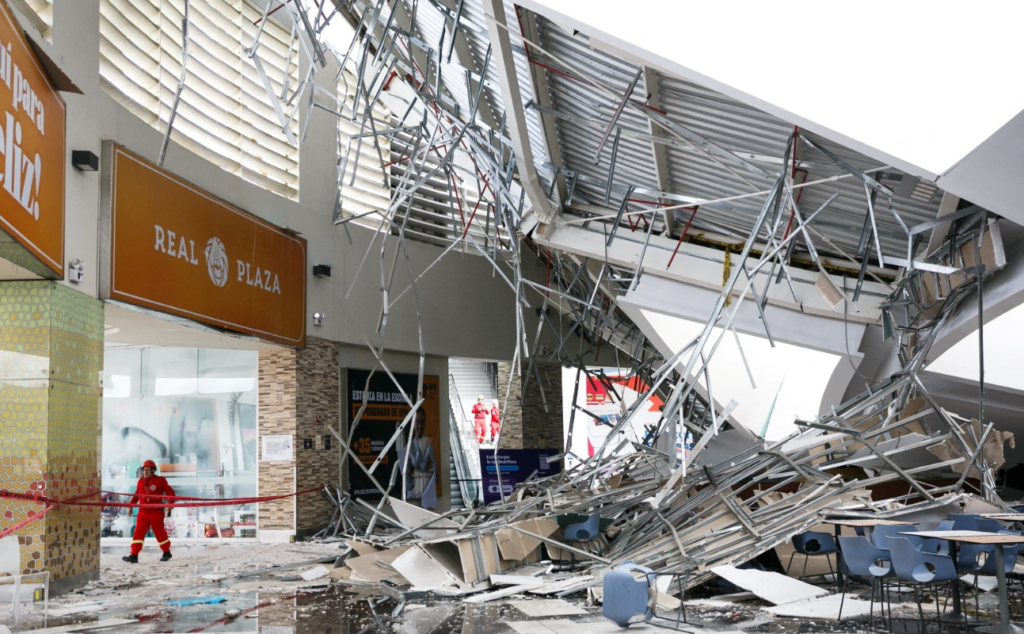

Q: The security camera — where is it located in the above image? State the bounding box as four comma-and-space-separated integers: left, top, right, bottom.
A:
313, 312, 325, 326
69, 259, 85, 284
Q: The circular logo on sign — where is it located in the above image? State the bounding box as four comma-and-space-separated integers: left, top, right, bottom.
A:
204, 237, 229, 287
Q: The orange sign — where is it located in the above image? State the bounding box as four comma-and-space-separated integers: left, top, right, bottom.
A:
0, 0, 65, 277
103, 144, 306, 347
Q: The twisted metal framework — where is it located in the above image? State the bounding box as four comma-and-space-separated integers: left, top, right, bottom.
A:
236, 0, 1010, 587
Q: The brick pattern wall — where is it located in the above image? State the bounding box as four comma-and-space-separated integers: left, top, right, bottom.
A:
521, 363, 563, 450
257, 347, 297, 531
258, 337, 341, 536
496, 362, 523, 448
496, 362, 562, 450
295, 337, 340, 534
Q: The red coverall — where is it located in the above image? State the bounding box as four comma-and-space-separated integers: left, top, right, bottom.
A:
129, 475, 175, 555
472, 402, 489, 443
490, 405, 501, 440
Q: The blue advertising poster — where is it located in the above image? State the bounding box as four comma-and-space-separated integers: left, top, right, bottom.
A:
480, 449, 562, 505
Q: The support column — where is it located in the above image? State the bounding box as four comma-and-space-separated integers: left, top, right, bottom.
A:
496, 362, 524, 449
257, 337, 340, 541
0, 281, 104, 595
496, 362, 562, 450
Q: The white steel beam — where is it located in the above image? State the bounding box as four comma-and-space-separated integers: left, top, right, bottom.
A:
518, 7, 567, 205
529, 211, 887, 324
483, 0, 558, 229
641, 65, 675, 237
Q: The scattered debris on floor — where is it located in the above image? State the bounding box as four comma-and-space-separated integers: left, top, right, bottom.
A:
763, 594, 873, 619
709, 566, 827, 606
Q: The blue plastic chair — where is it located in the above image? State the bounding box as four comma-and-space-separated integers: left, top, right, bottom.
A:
955, 525, 1018, 573
870, 524, 917, 550
924, 520, 954, 555
837, 535, 894, 625
888, 536, 959, 625
956, 528, 1022, 614
602, 562, 653, 627
786, 531, 838, 580
947, 514, 981, 530
560, 514, 601, 566
975, 518, 1008, 533
563, 514, 601, 541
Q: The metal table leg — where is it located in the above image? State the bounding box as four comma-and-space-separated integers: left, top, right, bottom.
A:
833, 523, 844, 591
939, 539, 975, 623
976, 544, 1024, 634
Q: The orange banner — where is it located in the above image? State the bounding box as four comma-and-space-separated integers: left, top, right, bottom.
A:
103, 144, 306, 347
0, 0, 65, 277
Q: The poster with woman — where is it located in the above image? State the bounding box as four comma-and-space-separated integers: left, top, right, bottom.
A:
346, 369, 441, 506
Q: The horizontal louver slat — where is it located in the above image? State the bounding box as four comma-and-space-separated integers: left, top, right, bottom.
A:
99, 0, 299, 199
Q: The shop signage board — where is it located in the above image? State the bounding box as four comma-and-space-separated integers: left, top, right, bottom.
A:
0, 0, 65, 277
480, 449, 562, 505
100, 143, 306, 347
346, 369, 441, 504
562, 368, 665, 470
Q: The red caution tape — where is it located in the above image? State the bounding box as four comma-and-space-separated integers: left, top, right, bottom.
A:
0, 503, 57, 539
0, 486, 323, 538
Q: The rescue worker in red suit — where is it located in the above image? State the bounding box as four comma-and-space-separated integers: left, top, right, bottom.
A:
122, 459, 175, 563
472, 395, 489, 444
489, 399, 501, 442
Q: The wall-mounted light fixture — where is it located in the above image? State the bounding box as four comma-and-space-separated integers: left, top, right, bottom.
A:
312, 264, 332, 278
68, 259, 85, 283
313, 312, 325, 326
71, 150, 99, 171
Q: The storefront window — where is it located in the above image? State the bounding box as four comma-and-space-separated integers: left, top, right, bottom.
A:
102, 346, 259, 540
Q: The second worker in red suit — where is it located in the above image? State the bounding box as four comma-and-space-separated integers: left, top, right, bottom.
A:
122, 459, 175, 563
489, 399, 501, 442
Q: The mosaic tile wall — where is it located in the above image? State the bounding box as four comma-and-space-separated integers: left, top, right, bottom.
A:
257, 337, 341, 536
0, 282, 104, 590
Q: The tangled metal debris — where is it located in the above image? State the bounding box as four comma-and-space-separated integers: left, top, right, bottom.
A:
234, 0, 1015, 603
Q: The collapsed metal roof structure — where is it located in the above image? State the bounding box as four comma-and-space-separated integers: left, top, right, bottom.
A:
199, 0, 1018, 591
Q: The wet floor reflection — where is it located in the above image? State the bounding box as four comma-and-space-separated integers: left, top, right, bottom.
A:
23, 584, 1011, 634
763, 616, 978, 634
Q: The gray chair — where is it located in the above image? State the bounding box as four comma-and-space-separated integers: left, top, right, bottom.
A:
888, 536, 958, 626
837, 535, 894, 626
602, 562, 653, 627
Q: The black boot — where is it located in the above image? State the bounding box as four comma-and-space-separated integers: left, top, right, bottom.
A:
160, 551, 172, 562
122, 554, 138, 564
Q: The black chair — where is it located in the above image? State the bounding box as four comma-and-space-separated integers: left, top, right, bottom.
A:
786, 531, 838, 580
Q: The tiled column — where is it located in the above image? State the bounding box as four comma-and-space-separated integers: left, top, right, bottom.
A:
520, 364, 563, 450
496, 362, 523, 448
0, 282, 104, 595
257, 347, 297, 539
294, 338, 340, 537
257, 337, 340, 540
495, 362, 562, 450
